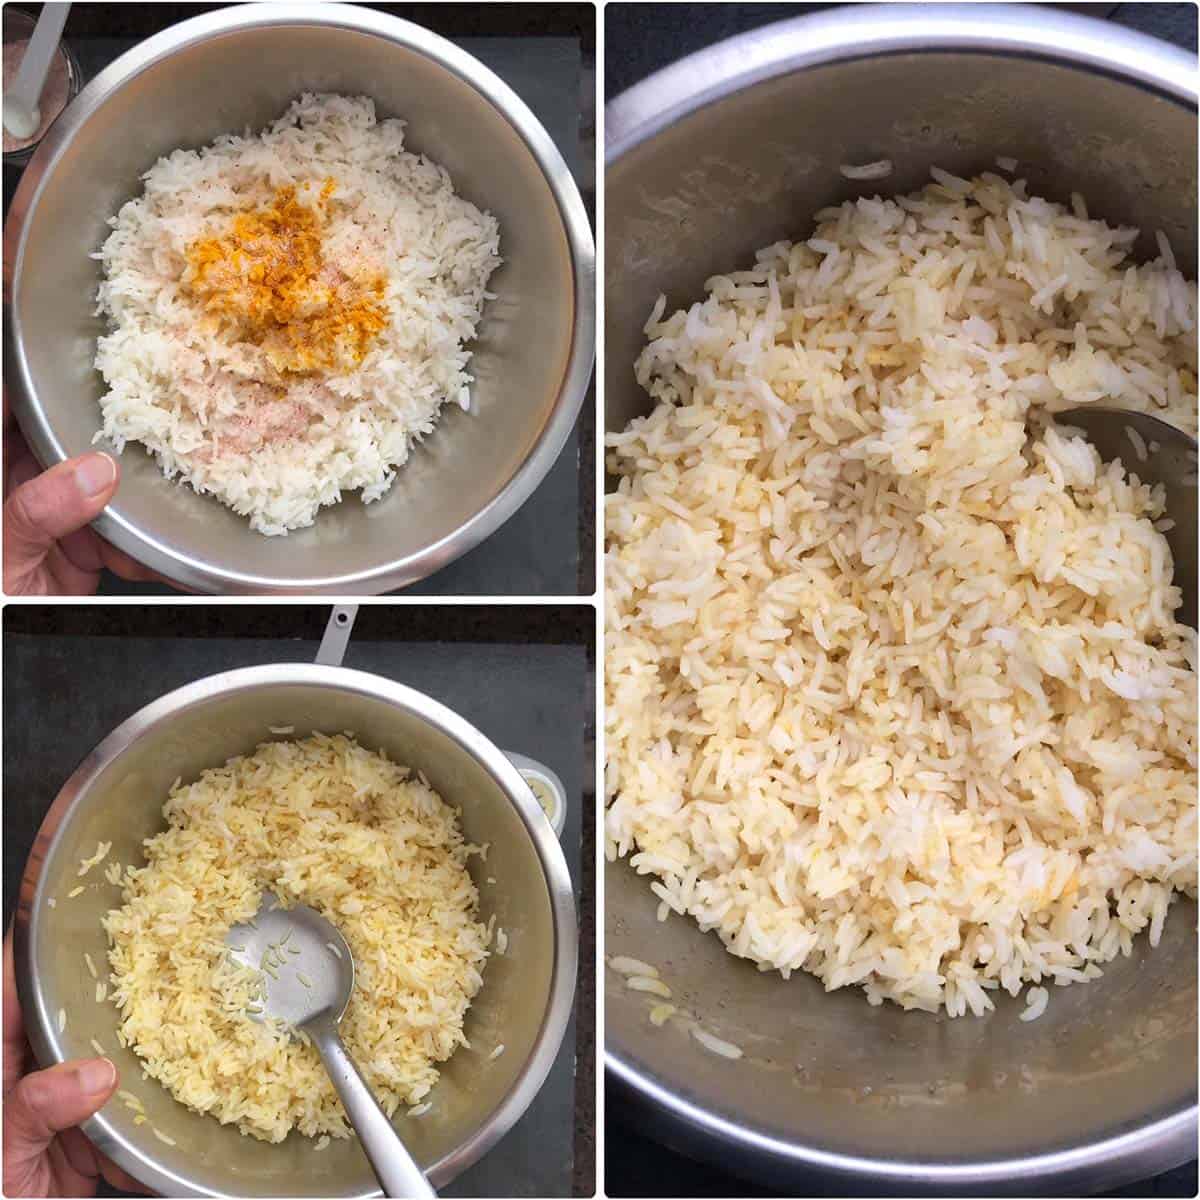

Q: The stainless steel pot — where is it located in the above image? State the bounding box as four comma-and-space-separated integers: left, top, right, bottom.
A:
5, 3, 594, 594
605, 6, 1197, 1193
13, 610, 577, 1197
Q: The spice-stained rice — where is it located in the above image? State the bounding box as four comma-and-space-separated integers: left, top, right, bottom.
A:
102, 734, 489, 1142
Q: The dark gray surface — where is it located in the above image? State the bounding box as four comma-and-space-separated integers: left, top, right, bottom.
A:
603, 3, 1197, 1197
5, 24, 589, 597
3, 629, 588, 1198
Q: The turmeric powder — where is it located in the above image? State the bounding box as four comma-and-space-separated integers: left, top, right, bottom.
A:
184, 179, 386, 373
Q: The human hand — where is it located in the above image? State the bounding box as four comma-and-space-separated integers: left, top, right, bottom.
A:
4, 399, 164, 595
3, 929, 149, 1197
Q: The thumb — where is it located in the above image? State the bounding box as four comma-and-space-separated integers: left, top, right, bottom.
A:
4, 1058, 118, 1165
4, 452, 119, 565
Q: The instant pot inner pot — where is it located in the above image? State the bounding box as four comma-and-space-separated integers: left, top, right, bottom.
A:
606, 48, 1197, 1174
34, 681, 554, 1197
606, 51, 1197, 428
14, 21, 574, 586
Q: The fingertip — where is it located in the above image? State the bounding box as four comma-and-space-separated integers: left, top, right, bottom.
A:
74, 452, 119, 503
74, 1056, 118, 1099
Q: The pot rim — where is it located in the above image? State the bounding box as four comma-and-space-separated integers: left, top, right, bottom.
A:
5, 1, 595, 594
14, 662, 578, 1198
604, 2, 1197, 1189
606, 2, 1198, 162
607, 1038, 1196, 1193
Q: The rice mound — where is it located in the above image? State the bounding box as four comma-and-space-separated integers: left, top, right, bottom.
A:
102, 734, 489, 1141
94, 94, 501, 535
605, 170, 1198, 1018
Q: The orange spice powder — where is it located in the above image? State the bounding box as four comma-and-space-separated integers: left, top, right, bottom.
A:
183, 180, 387, 373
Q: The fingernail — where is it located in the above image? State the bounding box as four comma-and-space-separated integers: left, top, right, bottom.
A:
74, 1058, 116, 1096
74, 453, 117, 500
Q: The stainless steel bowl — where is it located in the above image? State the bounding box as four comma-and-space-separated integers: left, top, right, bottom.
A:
605, 5, 1197, 1193
13, 654, 577, 1197
5, 3, 594, 594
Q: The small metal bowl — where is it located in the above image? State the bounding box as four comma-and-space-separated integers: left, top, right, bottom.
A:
13, 663, 577, 1197
5, 3, 594, 594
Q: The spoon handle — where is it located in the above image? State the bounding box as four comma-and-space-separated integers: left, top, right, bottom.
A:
309, 1022, 436, 1199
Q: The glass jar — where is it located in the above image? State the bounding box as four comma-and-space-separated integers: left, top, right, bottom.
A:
3, 6, 82, 167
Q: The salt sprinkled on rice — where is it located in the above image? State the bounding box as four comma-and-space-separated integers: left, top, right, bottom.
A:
605, 170, 1197, 1020
94, 94, 500, 536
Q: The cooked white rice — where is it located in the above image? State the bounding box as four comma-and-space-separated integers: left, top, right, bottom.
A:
94, 94, 501, 535
102, 734, 489, 1141
605, 170, 1197, 1018
840, 159, 893, 181
691, 1026, 743, 1059
626, 975, 672, 998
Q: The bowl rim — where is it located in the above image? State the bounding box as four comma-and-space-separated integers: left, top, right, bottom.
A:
13, 662, 578, 1198
5, 1, 595, 594
604, 2, 1198, 1190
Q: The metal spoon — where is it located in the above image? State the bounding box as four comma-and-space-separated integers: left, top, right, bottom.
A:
1048, 407, 1197, 629
227, 894, 436, 1199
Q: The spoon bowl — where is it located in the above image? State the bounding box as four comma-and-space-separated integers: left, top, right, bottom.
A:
227, 893, 435, 1199
1051, 407, 1198, 628
227, 894, 353, 1031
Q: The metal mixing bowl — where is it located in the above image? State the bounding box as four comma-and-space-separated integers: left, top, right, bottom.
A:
605, 5, 1197, 1193
4, 3, 594, 594
13, 662, 577, 1197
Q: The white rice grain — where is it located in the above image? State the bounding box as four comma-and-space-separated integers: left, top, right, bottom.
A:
692, 1027, 744, 1060
1020, 987, 1050, 1022
839, 160, 893, 181
626, 976, 672, 998
608, 956, 659, 978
